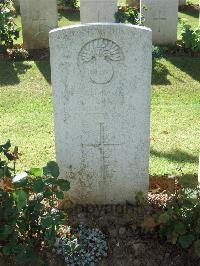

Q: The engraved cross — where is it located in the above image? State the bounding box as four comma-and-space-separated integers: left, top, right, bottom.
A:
153, 11, 167, 32
82, 122, 121, 179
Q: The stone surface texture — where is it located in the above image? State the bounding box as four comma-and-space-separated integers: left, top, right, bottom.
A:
179, 0, 186, 6
80, 0, 118, 23
50, 23, 152, 204
141, 0, 179, 45
19, 0, 58, 49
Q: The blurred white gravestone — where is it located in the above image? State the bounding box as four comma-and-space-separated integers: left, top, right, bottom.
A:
20, 0, 57, 49
80, 0, 117, 23
50, 23, 152, 204
141, 0, 178, 45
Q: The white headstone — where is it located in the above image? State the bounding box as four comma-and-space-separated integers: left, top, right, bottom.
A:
50, 23, 152, 205
19, 0, 58, 49
141, 0, 178, 45
80, 0, 118, 23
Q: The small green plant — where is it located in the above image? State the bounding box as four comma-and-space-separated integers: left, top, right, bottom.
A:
0, 0, 20, 50
115, 6, 141, 25
142, 174, 200, 257
55, 225, 108, 265
181, 23, 200, 52
0, 140, 70, 264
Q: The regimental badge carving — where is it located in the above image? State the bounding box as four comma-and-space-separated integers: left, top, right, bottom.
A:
78, 38, 123, 84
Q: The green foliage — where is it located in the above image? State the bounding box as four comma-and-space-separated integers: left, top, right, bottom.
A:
0, 140, 70, 264
115, 6, 140, 25
181, 23, 200, 52
55, 225, 108, 265
151, 175, 200, 256
0, 0, 20, 49
57, 0, 78, 8
152, 45, 164, 59
8, 47, 29, 61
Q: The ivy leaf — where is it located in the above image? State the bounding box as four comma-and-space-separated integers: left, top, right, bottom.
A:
195, 240, 200, 257
57, 179, 70, 191
135, 191, 144, 204
56, 191, 64, 200
32, 178, 45, 193
178, 234, 195, 249
43, 161, 60, 178
29, 168, 43, 177
13, 190, 27, 210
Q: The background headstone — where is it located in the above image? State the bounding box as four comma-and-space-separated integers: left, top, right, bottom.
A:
141, 0, 178, 45
19, 0, 58, 49
179, 0, 187, 6
50, 23, 152, 205
80, 0, 118, 23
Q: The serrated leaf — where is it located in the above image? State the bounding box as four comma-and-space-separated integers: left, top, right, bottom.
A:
195, 240, 200, 256
32, 178, 45, 193
178, 234, 195, 249
56, 191, 64, 199
57, 179, 70, 191
29, 168, 43, 177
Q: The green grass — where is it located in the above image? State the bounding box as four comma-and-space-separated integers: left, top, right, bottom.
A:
0, 58, 200, 176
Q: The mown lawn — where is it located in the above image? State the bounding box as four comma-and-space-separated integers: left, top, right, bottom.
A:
0, 57, 199, 176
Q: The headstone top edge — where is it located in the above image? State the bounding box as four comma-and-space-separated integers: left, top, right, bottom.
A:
49, 23, 152, 35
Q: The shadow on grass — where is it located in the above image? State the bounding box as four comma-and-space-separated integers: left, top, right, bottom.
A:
152, 59, 171, 85
35, 61, 51, 84
151, 149, 198, 164
58, 10, 80, 22
167, 57, 200, 83
179, 6, 199, 19
0, 61, 32, 86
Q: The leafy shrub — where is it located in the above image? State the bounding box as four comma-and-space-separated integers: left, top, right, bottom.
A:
57, 0, 78, 8
0, 0, 20, 49
0, 140, 70, 264
55, 225, 108, 265
115, 6, 141, 25
152, 45, 164, 59
142, 174, 200, 257
181, 23, 200, 52
7, 47, 29, 60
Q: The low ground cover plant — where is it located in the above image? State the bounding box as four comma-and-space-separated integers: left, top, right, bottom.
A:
0, 140, 70, 264
57, 0, 78, 8
142, 174, 200, 257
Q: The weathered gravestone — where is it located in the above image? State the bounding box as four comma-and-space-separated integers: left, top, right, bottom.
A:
179, 0, 187, 6
50, 23, 152, 204
141, 0, 178, 45
80, 0, 117, 23
19, 0, 57, 49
